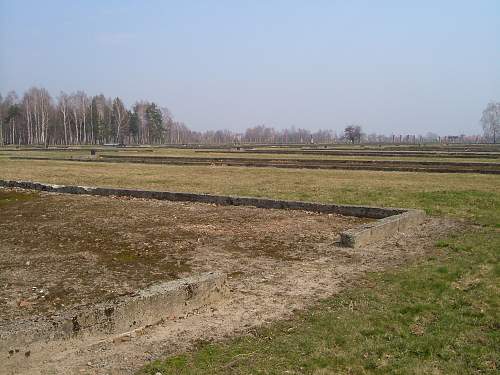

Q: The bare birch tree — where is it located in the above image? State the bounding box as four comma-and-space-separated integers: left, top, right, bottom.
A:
481, 102, 500, 144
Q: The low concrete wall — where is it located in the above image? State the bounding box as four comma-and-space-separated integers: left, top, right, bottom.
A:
340, 209, 426, 248
0, 179, 425, 248
0, 179, 404, 219
1, 272, 228, 355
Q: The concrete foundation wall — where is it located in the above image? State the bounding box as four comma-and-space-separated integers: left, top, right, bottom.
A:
0, 179, 404, 219
0, 179, 425, 248
0, 179, 426, 357
340, 209, 426, 248
1, 272, 228, 355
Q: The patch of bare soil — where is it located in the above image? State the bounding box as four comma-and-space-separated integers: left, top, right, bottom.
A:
0, 188, 366, 323
0, 188, 460, 375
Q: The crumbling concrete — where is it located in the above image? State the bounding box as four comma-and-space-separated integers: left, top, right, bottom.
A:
0, 179, 403, 218
340, 210, 426, 248
1, 272, 227, 356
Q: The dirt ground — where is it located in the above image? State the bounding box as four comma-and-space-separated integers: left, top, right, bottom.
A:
0, 188, 368, 322
0, 189, 460, 375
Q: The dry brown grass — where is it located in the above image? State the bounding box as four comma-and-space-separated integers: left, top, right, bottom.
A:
1, 147, 499, 162
1, 157, 499, 225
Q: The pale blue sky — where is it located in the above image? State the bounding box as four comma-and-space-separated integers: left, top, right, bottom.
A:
1, 0, 499, 135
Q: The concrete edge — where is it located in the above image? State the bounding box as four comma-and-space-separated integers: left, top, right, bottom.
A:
0, 179, 405, 219
0, 179, 425, 249
339, 209, 426, 248
1, 272, 228, 354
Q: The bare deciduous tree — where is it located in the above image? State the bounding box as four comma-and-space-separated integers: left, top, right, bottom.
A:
58, 92, 70, 145
481, 102, 500, 144
344, 125, 362, 143
112, 97, 128, 143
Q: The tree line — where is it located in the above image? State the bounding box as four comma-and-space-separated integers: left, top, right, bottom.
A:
0, 87, 495, 146
0, 88, 349, 146
0, 87, 193, 146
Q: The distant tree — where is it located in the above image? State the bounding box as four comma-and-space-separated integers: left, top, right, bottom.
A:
22, 87, 52, 146
481, 102, 500, 143
146, 103, 164, 143
344, 125, 362, 143
68, 91, 88, 144
112, 97, 128, 143
128, 110, 139, 143
132, 101, 151, 144
57, 92, 71, 145
5, 102, 22, 145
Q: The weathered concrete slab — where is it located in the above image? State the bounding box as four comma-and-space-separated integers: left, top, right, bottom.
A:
339, 209, 426, 247
1, 272, 228, 356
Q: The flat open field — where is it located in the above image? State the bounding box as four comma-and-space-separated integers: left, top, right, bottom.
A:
2, 145, 500, 176
2, 146, 500, 163
0, 188, 367, 323
198, 148, 500, 159
0, 146, 498, 374
9, 154, 500, 174
0, 156, 499, 225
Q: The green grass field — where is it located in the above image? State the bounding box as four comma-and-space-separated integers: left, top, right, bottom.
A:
142, 229, 499, 375
0, 151, 498, 374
